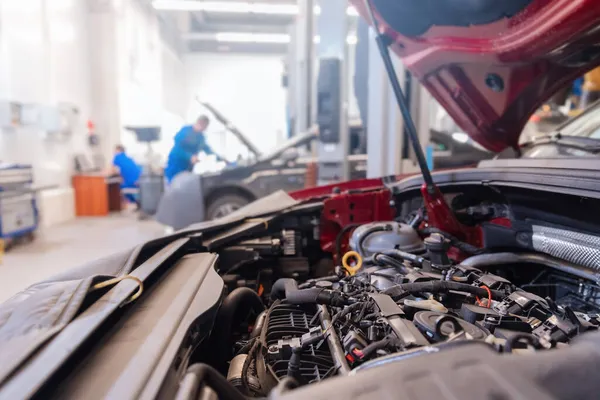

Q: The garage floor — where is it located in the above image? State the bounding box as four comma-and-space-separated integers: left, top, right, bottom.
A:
0, 214, 166, 303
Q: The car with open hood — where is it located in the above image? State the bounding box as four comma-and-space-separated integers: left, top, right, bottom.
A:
1, 1, 600, 399
157, 104, 490, 227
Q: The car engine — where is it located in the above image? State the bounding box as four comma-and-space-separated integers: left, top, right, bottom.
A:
215, 221, 600, 396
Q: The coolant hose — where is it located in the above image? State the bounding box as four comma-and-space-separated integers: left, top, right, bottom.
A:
214, 288, 265, 371
460, 252, 600, 283
356, 224, 393, 257
175, 363, 246, 400
271, 278, 347, 306
383, 280, 505, 300
270, 278, 300, 300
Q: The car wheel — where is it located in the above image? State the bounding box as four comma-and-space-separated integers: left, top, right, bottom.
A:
206, 194, 251, 220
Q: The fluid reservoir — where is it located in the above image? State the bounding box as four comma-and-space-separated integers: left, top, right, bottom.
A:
349, 222, 424, 257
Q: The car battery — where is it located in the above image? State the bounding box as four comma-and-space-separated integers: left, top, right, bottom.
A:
0, 164, 38, 239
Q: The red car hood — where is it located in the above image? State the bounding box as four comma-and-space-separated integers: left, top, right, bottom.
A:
352, 0, 600, 152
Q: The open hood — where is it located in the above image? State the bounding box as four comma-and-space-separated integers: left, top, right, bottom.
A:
197, 100, 262, 158
352, 0, 600, 151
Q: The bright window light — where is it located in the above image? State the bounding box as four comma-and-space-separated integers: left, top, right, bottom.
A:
215, 32, 291, 44
152, 0, 298, 14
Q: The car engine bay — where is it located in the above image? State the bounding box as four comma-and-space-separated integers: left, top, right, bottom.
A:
190, 185, 600, 399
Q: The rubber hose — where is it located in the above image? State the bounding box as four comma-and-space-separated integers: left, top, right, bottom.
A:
380, 249, 425, 265
460, 252, 600, 283
271, 278, 347, 306
214, 288, 265, 371
270, 278, 299, 300
357, 224, 393, 257
250, 310, 267, 338
335, 223, 362, 261
298, 275, 340, 289
359, 335, 396, 359
286, 288, 327, 304
175, 363, 246, 400
504, 333, 541, 353
383, 280, 505, 300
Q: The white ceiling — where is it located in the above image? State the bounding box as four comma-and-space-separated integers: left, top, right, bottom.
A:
153, 0, 298, 53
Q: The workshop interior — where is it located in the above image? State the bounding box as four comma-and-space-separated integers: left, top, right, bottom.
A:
2, 0, 600, 399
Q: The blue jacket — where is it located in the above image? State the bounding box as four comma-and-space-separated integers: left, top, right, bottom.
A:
112, 152, 141, 187
165, 125, 214, 181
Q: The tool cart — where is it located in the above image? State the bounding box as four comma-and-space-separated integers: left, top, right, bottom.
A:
0, 164, 38, 249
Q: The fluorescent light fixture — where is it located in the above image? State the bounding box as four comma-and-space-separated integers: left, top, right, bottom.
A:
314, 5, 358, 16
153, 1, 358, 16
314, 35, 358, 45
152, 0, 298, 14
215, 32, 291, 44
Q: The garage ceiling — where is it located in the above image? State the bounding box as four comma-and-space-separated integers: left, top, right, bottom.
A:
152, 0, 298, 54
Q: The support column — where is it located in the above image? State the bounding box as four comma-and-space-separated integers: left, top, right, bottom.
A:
293, 0, 314, 136
87, 0, 123, 163
316, 0, 350, 184
366, 27, 408, 178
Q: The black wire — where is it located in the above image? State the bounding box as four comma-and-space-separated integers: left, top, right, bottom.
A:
335, 223, 362, 261
236, 337, 257, 356
375, 254, 406, 271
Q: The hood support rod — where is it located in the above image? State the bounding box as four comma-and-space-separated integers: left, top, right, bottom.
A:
362, 0, 482, 246
363, 0, 434, 192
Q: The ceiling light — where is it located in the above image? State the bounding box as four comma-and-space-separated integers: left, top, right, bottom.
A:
215, 32, 291, 44
153, 1, 358, 16
313, 5, 359, 16
152, 0, 298, 14
313, 35, 358, 45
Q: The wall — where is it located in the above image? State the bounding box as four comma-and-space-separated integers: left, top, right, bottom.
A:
114, 0, 186, 164
183, 53, 288, 161
0, 0, 92, 189
0, 0, 186, 227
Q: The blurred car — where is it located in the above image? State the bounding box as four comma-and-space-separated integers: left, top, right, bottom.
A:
186, 106, 491, 222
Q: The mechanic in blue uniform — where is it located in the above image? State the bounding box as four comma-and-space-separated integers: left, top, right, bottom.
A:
165, 115, 220, 183
111, 145, 141, 203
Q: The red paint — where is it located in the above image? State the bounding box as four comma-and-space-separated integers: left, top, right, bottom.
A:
351, 0, 600, 151
320, 189, 394, 255
290, 176, 405, 201
420, 183, 482, 247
